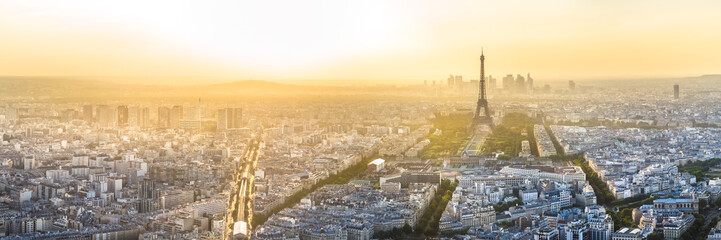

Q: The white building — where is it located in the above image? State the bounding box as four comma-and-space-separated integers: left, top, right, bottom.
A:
522, 189, 538, 203
611, 228, 643, 240
367, 158, 385, 172
20, 189, 33, 203
46, 169, 70, 182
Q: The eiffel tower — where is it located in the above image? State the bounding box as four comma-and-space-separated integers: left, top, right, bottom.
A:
474, 49, 493, 127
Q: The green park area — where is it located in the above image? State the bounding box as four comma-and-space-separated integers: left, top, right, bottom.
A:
679, 158, 721, 180
419, 113, 472, 159
481, 113, 539, 158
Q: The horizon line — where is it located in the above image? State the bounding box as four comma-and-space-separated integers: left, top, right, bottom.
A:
0, 74, 719, 86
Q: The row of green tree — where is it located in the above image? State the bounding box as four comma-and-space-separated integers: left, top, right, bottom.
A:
440, 227, 471, 237
372, 224, 413, 239
572, 158, 616, 205
251, 155, 376, 226
646, 232, 664, 240
609, 193, 651, 207
481, 113, 540, 157
697, 216, 721, 240
419, 113, 472, 159
681, 214, 706, 240
544, 125, 566, 156
415, 179, 459, 236
525, 125, 540, 156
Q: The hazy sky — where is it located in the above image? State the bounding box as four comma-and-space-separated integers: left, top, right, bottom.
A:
1, 0, 720, 85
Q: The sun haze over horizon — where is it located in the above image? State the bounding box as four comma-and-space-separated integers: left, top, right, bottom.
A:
1, 0, 721, 85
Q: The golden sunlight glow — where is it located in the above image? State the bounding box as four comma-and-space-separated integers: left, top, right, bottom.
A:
1, 0, 721, 83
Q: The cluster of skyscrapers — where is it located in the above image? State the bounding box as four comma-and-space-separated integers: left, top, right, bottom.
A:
446, 73, 535, 94
500, 73, 533, 94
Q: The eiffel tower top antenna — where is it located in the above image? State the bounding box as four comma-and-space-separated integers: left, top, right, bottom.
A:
478, 47, 486, 101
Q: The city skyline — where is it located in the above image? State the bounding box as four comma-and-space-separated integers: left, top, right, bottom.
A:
1, 1, 721, 84
3, 1, 721, 240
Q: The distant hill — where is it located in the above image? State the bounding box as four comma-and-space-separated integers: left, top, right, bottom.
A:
189, 80, 317, 93
0, 77, 309, 98
0, 77, 396, 100
0, 76, 111, 98
684, 74, 721, 82
697, 74, 721, 78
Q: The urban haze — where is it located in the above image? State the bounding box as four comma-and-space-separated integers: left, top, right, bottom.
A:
1, 1, 721, 240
